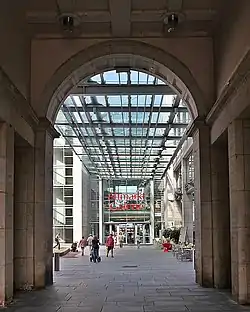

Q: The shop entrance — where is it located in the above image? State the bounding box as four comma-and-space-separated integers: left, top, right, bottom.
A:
116, 223, 151, 245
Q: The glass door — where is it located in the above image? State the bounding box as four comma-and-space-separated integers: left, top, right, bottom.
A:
126, 223, 135, 244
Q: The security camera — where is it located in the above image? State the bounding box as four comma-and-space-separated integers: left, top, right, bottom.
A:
60, 15, 75, 32
167, 13, 179, 32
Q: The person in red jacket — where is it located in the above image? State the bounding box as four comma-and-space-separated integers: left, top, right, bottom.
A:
106, 233, 115, 258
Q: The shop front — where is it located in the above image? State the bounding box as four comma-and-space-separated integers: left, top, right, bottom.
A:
101, 179, 154, 244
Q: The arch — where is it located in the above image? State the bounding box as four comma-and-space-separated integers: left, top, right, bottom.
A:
40, 40, 207, 123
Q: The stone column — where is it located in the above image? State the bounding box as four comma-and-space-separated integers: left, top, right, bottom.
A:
14, 141, 35, 290
150, 179, 154, 243
228, 119, 250, 304
211, 141, 231, 289
162, 175, 168, 230
99, 177, 103, 244
34, 118, 58, 288
181, 159, 194, 243
191, 121, 213, 287
0, 123, 14, 305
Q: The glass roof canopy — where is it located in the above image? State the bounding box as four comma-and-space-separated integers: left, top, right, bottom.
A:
55, 69, 190, 181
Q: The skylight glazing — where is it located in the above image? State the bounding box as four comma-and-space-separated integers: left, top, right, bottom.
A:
55, 69, 191, 181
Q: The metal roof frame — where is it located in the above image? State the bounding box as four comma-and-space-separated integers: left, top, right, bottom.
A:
55, 69, 191, 182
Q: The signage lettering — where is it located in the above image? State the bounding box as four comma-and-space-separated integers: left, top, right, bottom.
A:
109, 203, 144, 211
108, 193, 145, 201
107, 192, 145, 211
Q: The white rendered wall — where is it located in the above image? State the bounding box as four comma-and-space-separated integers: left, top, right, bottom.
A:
73, 153, 83, 242
164, 166, 182, 228
81, 166, 90, 238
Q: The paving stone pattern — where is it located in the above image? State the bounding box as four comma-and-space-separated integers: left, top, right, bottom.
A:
3, 246, 250, 312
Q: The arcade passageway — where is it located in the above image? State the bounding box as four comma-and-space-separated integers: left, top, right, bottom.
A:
5, 247, 250, 312
1, 0, 250, 308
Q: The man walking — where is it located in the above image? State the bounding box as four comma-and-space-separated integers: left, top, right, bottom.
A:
91, 236, 100, 263
106, 233, 115, 258
54, 233, 61, 250
78, 236, 87, 256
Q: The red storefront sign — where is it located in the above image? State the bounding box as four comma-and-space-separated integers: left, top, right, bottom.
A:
109, 203, 144, 211
108, 193, 145, 201
108, 192, 145, 211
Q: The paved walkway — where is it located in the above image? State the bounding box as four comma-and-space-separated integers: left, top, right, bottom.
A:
3, 246, 250, 311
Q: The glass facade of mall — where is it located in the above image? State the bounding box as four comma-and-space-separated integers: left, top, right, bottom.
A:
52, 69, 191, 245
102, 179, 152, 244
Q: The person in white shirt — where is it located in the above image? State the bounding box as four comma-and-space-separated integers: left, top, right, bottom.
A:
87, 234, 93, 253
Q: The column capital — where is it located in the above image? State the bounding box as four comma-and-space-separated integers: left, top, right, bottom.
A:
36, 117, 60, 139
186, 117, 209, 137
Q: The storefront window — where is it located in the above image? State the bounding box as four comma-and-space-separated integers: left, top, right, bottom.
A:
103, 179, 151, 244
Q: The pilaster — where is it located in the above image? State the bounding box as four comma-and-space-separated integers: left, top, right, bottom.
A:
211, 141, 231, 289
190, 119, 213, 287
228, 119, 250, 303
34, 118, 59, 288
0, 123, 14, 305
14, 142, 35, 290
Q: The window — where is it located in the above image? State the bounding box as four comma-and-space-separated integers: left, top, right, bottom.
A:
64, 188, 73, 197
65, 157, 73, 165
187, 153, 194, 181
65, 168, 73, 176
65, 217, 73, 225
64, 149, 73, 156
65, 197, 73, 206
65, 177, 73, 185
65, 208, 73, 216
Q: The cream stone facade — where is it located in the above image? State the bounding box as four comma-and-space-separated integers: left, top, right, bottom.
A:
1, 0, 250, 306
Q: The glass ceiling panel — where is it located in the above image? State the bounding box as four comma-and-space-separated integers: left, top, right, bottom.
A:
56, 69, 191, 180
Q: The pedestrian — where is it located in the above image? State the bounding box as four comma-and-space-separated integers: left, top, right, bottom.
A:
91, 236, 100, 263
54, 233, 61, 250
106, 233, 115, 258
78, 236, 87, 256
87, 234, 93, 254
118, 232, 124, 248
136, 235, 141, 249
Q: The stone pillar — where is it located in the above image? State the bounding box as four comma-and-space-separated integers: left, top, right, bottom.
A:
150, 179, 154, 243
34, 118, 58, 288
211, 141, 231, 289
99, 178, 103, 244
162, 175, 168, 231
0, 123, 14, 305
228, 119, 250, 304
181, 159, 194, 243
192, 121, 213, 287
14, 141, 35, 290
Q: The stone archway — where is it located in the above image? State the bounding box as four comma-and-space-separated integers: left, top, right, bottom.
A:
36, 40, 207, 123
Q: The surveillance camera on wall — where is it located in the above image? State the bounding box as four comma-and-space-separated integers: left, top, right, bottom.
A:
167, 14, 179, 32
163, 12, 184, 33
59, 14, 80, 33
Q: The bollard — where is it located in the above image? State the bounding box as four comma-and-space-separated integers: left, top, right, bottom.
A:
54, 252, 60, 271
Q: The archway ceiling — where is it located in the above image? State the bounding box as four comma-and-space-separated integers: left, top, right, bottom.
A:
55, 69, 190, 181
26, 0, 223, 37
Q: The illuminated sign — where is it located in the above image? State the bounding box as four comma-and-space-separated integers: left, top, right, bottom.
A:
108, 192, 145, 211
109, 203, 144, 211
108, 193, 145, 201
